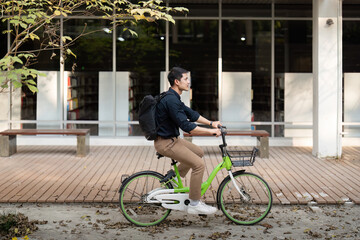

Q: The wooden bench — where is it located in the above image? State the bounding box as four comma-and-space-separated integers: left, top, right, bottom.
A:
183, 130, 270, 158
0, 129, 90, 157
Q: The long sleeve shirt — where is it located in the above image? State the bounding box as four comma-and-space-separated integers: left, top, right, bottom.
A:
155, 88, 200, 138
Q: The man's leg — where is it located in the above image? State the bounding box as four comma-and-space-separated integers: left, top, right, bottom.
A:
177, 138, 204, 178
154, 137, 204, 200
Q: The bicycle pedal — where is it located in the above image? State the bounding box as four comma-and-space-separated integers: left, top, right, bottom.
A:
160, 170, 176, 183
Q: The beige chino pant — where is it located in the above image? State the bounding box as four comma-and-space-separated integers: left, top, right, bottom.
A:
154, 136, 205, 200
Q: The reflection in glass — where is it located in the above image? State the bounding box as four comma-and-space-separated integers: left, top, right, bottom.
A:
169, 2, 218, 17
117, 22, 165, 136
343, 21, 360, 137
222, 20, 271, 132
0, 21, 9, 131
343, 21, 360, 73
0, 22, 7, 60
64, 19, 112, 135
275, 3, 312, 18
343, 3, 360, 18
170, 20, 218, 120
275, 21, 312, 137
17, 20, 62, 129
222, 2, 271, 17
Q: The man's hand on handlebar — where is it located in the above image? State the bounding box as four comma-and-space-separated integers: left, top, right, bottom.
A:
211, 121, 222, 129
210, 128, 222, 137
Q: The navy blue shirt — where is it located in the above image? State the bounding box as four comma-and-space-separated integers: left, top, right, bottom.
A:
156, 88, 200, 138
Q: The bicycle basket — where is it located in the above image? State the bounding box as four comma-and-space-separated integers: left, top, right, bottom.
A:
227, 147, 258, 167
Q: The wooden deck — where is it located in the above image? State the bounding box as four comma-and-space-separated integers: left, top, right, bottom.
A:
0, 145, 359, 205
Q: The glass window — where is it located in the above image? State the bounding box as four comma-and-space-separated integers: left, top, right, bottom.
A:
222, 2, 271, 17
275, 3, 312, 17
0, 21, 7, 61
0, 21, 9, 130
117, 21, 166, 136
14, 20, 61, 129
343, 21, 360, 137
64, 19, 113, 135
170, 20, 218, 120
343, 21, 360, 73
222, 20, 271, 132
343, 3, 360, 18
169, 1, 218, 17
275, 20, 312, 137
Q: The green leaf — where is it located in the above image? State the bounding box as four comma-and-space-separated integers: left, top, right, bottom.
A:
2, 30, 13, 34
173, 7, 189, 12
128, 29, 138, 37
22, 17, 35, 24
25, 80, 36, 85
7, 73, 18, 80
0, 75, 6, 84
54, 10, 61, 16
0, 57, 10, 65
12, 80, 22, 88
66, 49, 77, 58
18, 53, 35, 59
27, 84, 38, 93
20, 22, 28, 29
9, 20, 21, 25
12, 56, 24, 65
61, 36, 73, 43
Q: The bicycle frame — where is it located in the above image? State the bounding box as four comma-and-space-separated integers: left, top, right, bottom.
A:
166, 126, 234, 197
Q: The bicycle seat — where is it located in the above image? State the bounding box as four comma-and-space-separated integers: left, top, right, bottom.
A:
156, 152, 164, 159
156, 152, 178, 165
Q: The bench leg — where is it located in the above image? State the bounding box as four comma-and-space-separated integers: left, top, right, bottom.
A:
0, 135, 17, 157
257, 136, 269, 158
77, 133, 90, 157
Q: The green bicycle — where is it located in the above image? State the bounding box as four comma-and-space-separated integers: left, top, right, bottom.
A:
118, 126, 272, 227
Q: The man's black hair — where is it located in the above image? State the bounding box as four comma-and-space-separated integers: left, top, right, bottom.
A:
168, 67, 188, 86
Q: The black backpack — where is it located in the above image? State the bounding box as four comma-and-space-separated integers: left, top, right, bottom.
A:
138, 91, 170, 140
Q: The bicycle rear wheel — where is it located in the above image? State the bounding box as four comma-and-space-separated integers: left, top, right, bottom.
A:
119, 171, 173, 226
217, 171, 272, 225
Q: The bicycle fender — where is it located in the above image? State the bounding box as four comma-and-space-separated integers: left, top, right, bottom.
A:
118, 171, 165, 193
216, 170, 245, 209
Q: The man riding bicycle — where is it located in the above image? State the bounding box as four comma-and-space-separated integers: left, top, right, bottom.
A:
154, 67, 222, 215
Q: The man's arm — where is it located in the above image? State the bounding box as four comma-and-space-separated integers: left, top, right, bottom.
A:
189, 126, 221, 137
189, 116, 222, 137
196, 116, 221, 129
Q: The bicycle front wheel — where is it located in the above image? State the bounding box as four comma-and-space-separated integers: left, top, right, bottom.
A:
217, 171, 272, 225
119, 171, 173, 227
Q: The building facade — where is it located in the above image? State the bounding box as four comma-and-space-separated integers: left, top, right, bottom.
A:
1, 0, 360, 157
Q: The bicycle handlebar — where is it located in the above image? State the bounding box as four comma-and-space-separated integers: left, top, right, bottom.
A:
218, 125, 227, 153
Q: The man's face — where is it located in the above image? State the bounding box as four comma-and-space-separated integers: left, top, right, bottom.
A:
177, 73, 190, 91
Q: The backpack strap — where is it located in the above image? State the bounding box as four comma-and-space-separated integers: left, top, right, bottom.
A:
155, 91, 173, 131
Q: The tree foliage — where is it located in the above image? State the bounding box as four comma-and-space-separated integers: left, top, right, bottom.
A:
0, 0, 187, 93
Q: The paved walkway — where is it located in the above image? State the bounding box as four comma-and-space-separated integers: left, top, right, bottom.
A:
0, 145, 359, 205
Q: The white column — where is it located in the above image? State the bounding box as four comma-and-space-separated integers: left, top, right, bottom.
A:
312, 0, 342, 158
99, 71, 129, 136
37, 71, 61, 129
11, 86, 21, 129
221, 72, 252, 130
0, 82, 10, 131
